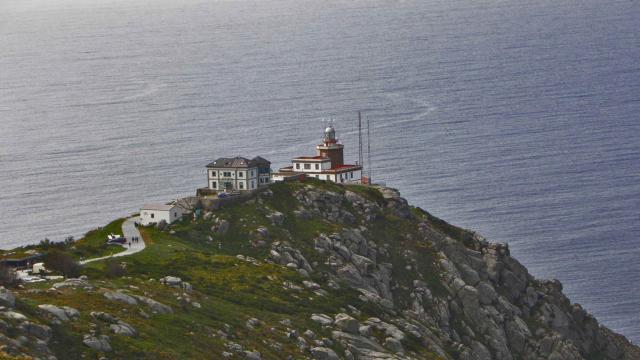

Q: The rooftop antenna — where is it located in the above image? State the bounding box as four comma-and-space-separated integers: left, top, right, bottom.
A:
321, 117, 328, 141
358, 111, 363, 168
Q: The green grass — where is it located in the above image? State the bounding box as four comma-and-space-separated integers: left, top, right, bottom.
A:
10, 181, 456, 359
69, 218, 128, 260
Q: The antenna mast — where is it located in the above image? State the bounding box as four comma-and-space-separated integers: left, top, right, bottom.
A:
367, 115, 372, 183
358, 111, 364, 168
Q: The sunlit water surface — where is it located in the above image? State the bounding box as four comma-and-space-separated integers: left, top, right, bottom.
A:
1, 0, 639, 343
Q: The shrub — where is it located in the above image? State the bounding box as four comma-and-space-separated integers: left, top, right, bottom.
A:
0, 264, 20, 288
44, 250, 82, 278
105, 260, 126, 278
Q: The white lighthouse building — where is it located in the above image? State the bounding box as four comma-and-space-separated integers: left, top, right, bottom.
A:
273, 124, 363, 183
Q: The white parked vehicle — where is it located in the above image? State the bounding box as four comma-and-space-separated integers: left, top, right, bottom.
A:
32, 262, 46, 274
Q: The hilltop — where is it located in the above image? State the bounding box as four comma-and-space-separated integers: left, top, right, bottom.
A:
0, 180, 638, 359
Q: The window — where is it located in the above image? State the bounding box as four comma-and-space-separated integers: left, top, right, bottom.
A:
174, 212, 177, 217
151, 213, 155, 219
315, 175, 319, 178
351, 172, 354, 178
296, 163, 300, 169
223, 171, 232, 177
239, 172, 243, 178
304, 163, 311, 170
251, 170, 254, 177
251, 180, 255, 188
239, 182, 244, 190
315, 164, 319, 170
210, 170, 216, 177
211, 181, 217, 189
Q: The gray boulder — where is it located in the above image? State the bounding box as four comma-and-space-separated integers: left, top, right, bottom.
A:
267, 211, 285, 225
91, 311, 119, 323
103, 290, 138, 305
217, 220, 230, 234
505, 317, 531, 354
38, 304, 79, 322
52, 278, 93, 290
476, 282, 497, 305
2, 310, 27, 320
83, 334, 112, 352
134, 295, 173, 314
311, 313, 333, 326
334, 313, 360, 334
331, 330, 386, 353
310, 347, 339, 360
19, 321, 52, 342
244, 350, 261, 359
110, 321, 137, 337
160, 276, 182, 287
255, 227, 270, 239
384, 336, 404, 354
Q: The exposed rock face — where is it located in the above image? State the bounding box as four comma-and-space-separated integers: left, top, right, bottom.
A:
2, 183, 636, 360
285, 185, 640, 360
294, 187, 357, 224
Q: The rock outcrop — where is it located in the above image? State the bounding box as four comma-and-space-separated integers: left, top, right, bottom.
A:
276, 185, 640, 360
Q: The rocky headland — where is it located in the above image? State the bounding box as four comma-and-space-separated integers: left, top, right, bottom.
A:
0, 180, 637, 359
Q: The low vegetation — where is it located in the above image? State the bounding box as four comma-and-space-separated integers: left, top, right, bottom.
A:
2, 180, 636, 359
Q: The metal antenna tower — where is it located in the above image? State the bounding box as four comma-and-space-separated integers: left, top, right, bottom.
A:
358, 111, 364, 168
367, 115, 372, 183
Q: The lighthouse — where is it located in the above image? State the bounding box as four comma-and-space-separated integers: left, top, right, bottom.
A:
272, 122, 363, 183
316, 125, 344, 169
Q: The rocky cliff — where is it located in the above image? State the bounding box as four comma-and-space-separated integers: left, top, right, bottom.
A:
0, 180, 638, 359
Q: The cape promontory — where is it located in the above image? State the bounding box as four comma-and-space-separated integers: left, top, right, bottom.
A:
0, 180, 637, 359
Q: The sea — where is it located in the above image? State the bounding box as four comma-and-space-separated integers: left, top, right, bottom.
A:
1, 0, 639, 344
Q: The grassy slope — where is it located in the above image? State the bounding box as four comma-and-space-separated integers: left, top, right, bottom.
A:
70, 218, 128, 260
13, 181, 448, 359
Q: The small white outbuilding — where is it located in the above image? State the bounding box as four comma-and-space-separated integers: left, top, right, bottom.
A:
140, 203, 183, 226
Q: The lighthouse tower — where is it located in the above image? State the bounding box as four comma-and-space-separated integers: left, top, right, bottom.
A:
316, 125, 344, 169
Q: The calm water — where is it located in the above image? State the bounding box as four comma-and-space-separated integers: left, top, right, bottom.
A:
1, 0, 639, 343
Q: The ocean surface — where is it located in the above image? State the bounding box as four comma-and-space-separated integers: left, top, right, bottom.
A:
1, 0, 639, 343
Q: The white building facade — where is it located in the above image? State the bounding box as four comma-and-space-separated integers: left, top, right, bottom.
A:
140, 203, 183, 226
206, 156, 271, 192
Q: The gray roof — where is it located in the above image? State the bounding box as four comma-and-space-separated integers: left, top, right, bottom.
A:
252, 156, 271, 166
207, 156, 270, 168
141, 203, 175, 211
